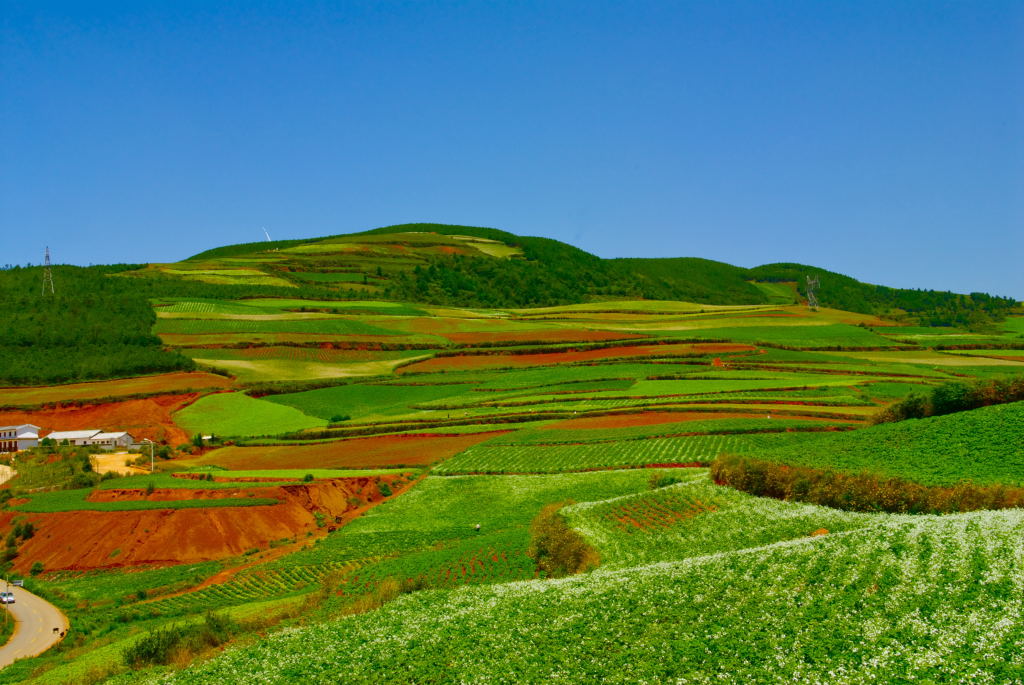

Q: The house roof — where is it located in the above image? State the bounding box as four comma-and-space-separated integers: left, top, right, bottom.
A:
0, 424, 41, 433
93, 432, 132, 440
46, 430, 102, 440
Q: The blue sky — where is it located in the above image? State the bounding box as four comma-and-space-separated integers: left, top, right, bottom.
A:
2, 1, 1022, 298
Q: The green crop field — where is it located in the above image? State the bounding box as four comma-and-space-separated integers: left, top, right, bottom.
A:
173, 391, 327, 436
435, 435, 741, 473
736, 401, 1024, 486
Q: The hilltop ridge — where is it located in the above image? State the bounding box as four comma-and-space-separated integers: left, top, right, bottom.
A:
170, 223, 1016, 322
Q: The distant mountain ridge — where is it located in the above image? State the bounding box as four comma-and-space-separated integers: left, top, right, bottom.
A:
178, 223, 1017, 324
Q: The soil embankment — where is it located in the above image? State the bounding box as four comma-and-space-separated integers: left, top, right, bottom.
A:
10, 474, 410, 572
0, 393, 199, 445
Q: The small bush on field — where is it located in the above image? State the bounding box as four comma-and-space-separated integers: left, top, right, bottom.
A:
122, 612, 238, 667
29, 561, 44, 576
377, 482, 393, 497
711, 454, 1024, 514
648, 471, 687, 489
528, 501, 600, 578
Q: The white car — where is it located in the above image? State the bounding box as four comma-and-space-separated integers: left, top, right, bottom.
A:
0, 591, 14, 604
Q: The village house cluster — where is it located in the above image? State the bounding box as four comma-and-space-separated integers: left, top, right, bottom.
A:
0, 424, 136, 453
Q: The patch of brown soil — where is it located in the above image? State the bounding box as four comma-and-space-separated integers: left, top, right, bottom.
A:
175, 431, 510, 470
0, 394, 199, 445
12, 474, 412, 572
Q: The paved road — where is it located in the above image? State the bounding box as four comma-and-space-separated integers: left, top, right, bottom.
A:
0, 587, 69, 668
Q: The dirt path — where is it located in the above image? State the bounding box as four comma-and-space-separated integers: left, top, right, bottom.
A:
0, 586, 69, 668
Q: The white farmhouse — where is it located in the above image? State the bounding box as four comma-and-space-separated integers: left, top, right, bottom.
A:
91, 432, 135, 450
0, 424, 41, 452
46, 429, 102, 446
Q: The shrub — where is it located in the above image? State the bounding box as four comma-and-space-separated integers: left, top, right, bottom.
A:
648, 471, 686, 489
122, 612, 238, 667
29, 561, 44, 576
711, 454, 1024, 514
527, 501, 600, 578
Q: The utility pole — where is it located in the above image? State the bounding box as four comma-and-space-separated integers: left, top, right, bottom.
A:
142, 439, 154, 473
41, 247, 55, 296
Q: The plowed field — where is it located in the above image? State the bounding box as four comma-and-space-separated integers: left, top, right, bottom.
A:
176, 431, 509, 470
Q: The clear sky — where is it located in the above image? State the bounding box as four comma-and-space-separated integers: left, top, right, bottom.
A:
2, 1, 1022, 299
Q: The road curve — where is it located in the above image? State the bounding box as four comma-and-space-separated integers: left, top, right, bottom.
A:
0, 586, 69, 668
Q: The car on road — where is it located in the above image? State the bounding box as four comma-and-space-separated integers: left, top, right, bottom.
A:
0, 592, 14, 604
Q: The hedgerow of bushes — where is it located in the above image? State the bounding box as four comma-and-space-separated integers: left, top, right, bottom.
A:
873, 376, 1024, 424
527, 501, 600, 577
711, 454, 1024, 514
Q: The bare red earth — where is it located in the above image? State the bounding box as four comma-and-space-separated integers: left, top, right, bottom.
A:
176, 431, 510, 470
11, 475, 410, 572
0, 393, 200, 445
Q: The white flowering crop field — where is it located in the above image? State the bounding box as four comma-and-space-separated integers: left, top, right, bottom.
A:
141, 484, 1024, 684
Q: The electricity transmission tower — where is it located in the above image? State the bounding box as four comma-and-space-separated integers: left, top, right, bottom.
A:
41, 247, 55, 296
805, 275, 819, 311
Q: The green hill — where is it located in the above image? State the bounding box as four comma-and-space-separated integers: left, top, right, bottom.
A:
170, 223, 1017, 318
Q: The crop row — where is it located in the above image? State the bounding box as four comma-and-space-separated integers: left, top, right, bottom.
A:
434, 435, 740, 474
141, 559, 369, 615
492, 417, 852, 446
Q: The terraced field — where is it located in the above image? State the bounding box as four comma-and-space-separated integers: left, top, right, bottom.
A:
5, 290, 1024, 685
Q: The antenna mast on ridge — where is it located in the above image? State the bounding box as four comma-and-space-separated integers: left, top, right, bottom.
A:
805, 275, 819, 311
41, 246, 55, 296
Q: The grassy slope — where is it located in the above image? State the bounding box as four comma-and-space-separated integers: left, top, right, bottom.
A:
737, 401, 1024, 486
173, 392, 327, 437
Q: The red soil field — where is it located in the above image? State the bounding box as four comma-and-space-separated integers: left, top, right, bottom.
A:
0, 393, 202, 445
10, 474, 410, 572
177, 431, 510, 470
443, 330, 648, 345
543, 410, 842, 430
0, 372, 231, 407
399, 343, 757, 374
